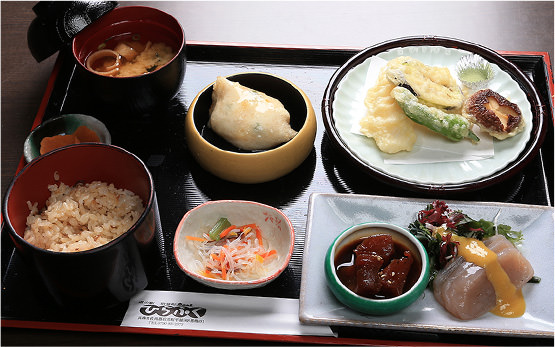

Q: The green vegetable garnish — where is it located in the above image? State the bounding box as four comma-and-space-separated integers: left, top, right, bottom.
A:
208, 217, 231, 241
408, 200, 528, 284
494, 223, 524, 244
146, 65, 158, 72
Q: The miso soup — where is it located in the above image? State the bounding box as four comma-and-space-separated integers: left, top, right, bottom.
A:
85, 33, 175, 77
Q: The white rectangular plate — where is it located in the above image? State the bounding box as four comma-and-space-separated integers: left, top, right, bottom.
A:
299, 193, 554, 337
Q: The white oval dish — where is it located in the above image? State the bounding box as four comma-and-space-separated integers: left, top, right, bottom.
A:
300, 193, 554, 337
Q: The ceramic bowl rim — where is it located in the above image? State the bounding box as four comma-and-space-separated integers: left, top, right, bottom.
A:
325, 221, 430, 306
23, 113, 112, 163
173, 199, 295, 287
3, 143, 155, 257
186, 71, 314, 157
71, 5, 185, 80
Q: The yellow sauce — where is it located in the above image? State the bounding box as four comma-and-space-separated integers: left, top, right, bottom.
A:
436, 229, 525, 318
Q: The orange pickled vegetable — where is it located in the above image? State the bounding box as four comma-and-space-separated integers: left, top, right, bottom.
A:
39, 134, 80, 155
72, 125, 100, 143
39, 126, 100, 155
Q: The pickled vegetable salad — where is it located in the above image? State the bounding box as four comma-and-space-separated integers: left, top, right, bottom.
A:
187, 218, 277, 281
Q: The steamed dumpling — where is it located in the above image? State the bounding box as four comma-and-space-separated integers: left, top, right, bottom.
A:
208, 77, 298, 150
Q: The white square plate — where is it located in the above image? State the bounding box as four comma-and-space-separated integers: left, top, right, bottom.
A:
299, 193, 554, 337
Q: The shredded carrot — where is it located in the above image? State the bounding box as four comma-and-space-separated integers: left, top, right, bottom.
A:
238, 223, 263, 244
186, 235, 206, 242
219, 225, 237, 239
262, 249, 277, 258
240, 223, 256, 229
242, 227, 252, 235
220, 251, 227, 280
255, 227, 263, 246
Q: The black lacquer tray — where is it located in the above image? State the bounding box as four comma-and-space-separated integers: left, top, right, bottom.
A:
2, 42, 553, 346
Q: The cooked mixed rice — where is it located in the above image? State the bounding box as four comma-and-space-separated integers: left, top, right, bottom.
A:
24, 181, 145, 252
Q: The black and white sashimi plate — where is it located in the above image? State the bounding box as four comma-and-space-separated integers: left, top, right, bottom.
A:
299, 193, 554, 337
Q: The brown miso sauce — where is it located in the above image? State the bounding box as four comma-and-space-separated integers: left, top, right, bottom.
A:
335, 233, 422, 299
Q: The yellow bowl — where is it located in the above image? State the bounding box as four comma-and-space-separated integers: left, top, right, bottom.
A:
185, 72, 316, 184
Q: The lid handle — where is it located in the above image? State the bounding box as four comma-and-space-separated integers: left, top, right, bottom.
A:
27, 1, 118, 62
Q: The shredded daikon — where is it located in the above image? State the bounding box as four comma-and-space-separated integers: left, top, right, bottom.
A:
187, 223, 277, 281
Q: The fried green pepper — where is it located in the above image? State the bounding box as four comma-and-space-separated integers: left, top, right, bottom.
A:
391, 86, 479, 143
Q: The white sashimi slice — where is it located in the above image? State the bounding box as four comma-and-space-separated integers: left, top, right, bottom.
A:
433, 234, 534, 320
433, 256, 495, 320
483, 234, 534, 289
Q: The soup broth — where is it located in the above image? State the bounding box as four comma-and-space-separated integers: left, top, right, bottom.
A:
85, 33, 176, 77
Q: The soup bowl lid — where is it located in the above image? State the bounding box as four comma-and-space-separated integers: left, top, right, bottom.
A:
27, 1, 118, 62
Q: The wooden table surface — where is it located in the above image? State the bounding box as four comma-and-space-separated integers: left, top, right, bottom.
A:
2, 1, 553, 345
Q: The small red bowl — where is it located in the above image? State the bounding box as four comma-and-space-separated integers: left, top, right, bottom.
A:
2, 143, 159, 309
72, 6, 186, 112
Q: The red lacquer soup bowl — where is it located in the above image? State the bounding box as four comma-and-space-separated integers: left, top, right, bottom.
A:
72, 6, 186, 112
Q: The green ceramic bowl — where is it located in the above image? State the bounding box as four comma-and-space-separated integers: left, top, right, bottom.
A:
24, 114, 111, 163
324, 221, 430, 315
